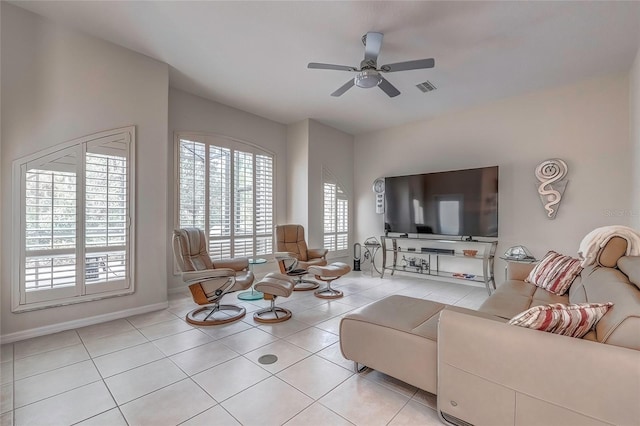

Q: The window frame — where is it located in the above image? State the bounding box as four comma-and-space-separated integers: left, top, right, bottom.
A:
173, 131, 276, 264
12, 126, 136, 312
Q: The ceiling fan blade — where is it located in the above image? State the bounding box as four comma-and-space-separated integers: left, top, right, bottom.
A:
308, 62, 357, 72
331, 79, 355, 97
364, 32, 384, 63
380, 58, 435, 73
378, 77, 400, 98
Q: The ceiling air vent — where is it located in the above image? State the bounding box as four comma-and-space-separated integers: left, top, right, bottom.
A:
416, 80, 436, 93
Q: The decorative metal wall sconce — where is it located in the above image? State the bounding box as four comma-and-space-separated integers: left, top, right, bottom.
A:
535, 159, 568, 219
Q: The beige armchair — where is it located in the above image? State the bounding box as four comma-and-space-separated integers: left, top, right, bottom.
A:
274, 224, 328, 290
172, 228, 254, 325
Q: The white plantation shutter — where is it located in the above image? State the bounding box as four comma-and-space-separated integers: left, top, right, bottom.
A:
208, 145, 231, 259
234, 151, 254, 258
178, 140, 206, 230
84, 136, 131, 294
337, 195, 349, 250
323, 182, 336, 250
255, 154, 273, 255
176, 134, 274, 261
23, 152, 78, 303
14, 127, 135, 311
323, 168, 349, 254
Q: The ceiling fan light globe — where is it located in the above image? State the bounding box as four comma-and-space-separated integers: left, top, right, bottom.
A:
354, 70, 382, 88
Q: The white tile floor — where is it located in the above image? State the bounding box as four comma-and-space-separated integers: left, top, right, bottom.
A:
0, 271, 489, 426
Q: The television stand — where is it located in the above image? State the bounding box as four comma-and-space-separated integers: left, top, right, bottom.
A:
380, 236, 497, 295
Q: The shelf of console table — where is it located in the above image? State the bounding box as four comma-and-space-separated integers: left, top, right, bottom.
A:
381, 236, 498, 295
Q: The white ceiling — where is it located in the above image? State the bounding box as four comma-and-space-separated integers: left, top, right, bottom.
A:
12, 1, 640, 135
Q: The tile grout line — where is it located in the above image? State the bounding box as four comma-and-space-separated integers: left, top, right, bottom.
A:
12, 339, 80, 362
173, 375, 243, 426
277, 358, 355, 403
6, 273, 482, 425
13, 353, 90, 382
69, 339, 120, 425
13, 374, 104, 411
314, 400, 358, 425
232, 330, 358, 415
12, 343, 15, 419
82, 331, 131, 426
385, 396, 413, 426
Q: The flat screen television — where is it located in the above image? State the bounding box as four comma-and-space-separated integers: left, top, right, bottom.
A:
384, 166, 498, 238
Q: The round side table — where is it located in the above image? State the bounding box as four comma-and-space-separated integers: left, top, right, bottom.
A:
363, 242, 382, 277
499, 257, 537, 280
237, 258, 268, 301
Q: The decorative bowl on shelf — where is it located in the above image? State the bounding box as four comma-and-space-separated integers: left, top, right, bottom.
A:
462, 249, 478, 257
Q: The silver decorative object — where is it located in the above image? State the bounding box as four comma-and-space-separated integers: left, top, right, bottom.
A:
535, 159, 568, 219
503, 246, 536, 261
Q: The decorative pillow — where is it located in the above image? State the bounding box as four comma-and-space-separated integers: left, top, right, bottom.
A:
508, 302, 613, 338
525, 251, 583, 295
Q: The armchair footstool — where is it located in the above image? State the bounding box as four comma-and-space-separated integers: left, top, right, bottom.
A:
308, 262, 351, 299
253, 273, 296, 323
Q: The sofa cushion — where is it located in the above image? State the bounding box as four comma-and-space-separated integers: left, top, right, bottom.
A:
479, 280, 569, 320
491, 280, 536, 297
574, 263, 640, 349
508, 303, 613, 338
530, 287, 569, 306
617, 256, 640, 290
525, 251, 583, 295
596, 236, 628, 268
479, 294, 532, 320
568, 275, 587, 303
343, 295, 446, 340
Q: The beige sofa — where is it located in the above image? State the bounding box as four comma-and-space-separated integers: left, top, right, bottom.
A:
340, 238, 640, 425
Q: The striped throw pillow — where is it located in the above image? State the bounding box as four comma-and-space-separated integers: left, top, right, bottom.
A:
508, 303, 613, 338
525, 251, 583, 295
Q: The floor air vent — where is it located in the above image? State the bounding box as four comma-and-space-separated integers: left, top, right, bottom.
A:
416, 80, 437, 93
441, 412, 474, 426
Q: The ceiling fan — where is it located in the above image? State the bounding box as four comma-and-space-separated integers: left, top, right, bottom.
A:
308, 32, 435, 98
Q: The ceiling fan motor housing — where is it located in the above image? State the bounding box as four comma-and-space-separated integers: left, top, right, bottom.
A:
355, 69, 382, 88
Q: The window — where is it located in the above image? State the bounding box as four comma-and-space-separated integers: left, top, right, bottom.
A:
176, 133, 274, 259
323, 169, 349, 253
436, 195, 463, 236
13, 127, 135, 311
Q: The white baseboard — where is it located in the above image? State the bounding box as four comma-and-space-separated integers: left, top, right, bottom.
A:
0, 301, 169, 344
168, 285, 190, 295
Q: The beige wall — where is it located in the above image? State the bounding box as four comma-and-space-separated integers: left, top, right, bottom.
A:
0, 2, 3, 338
286, 120, 310, 229
1, 3, 170, 338
285, 119, 354, 251
354, 74, 631, 284
630, 48, 640, 230
168, 88, 288, 289
307, 120, 354, 250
